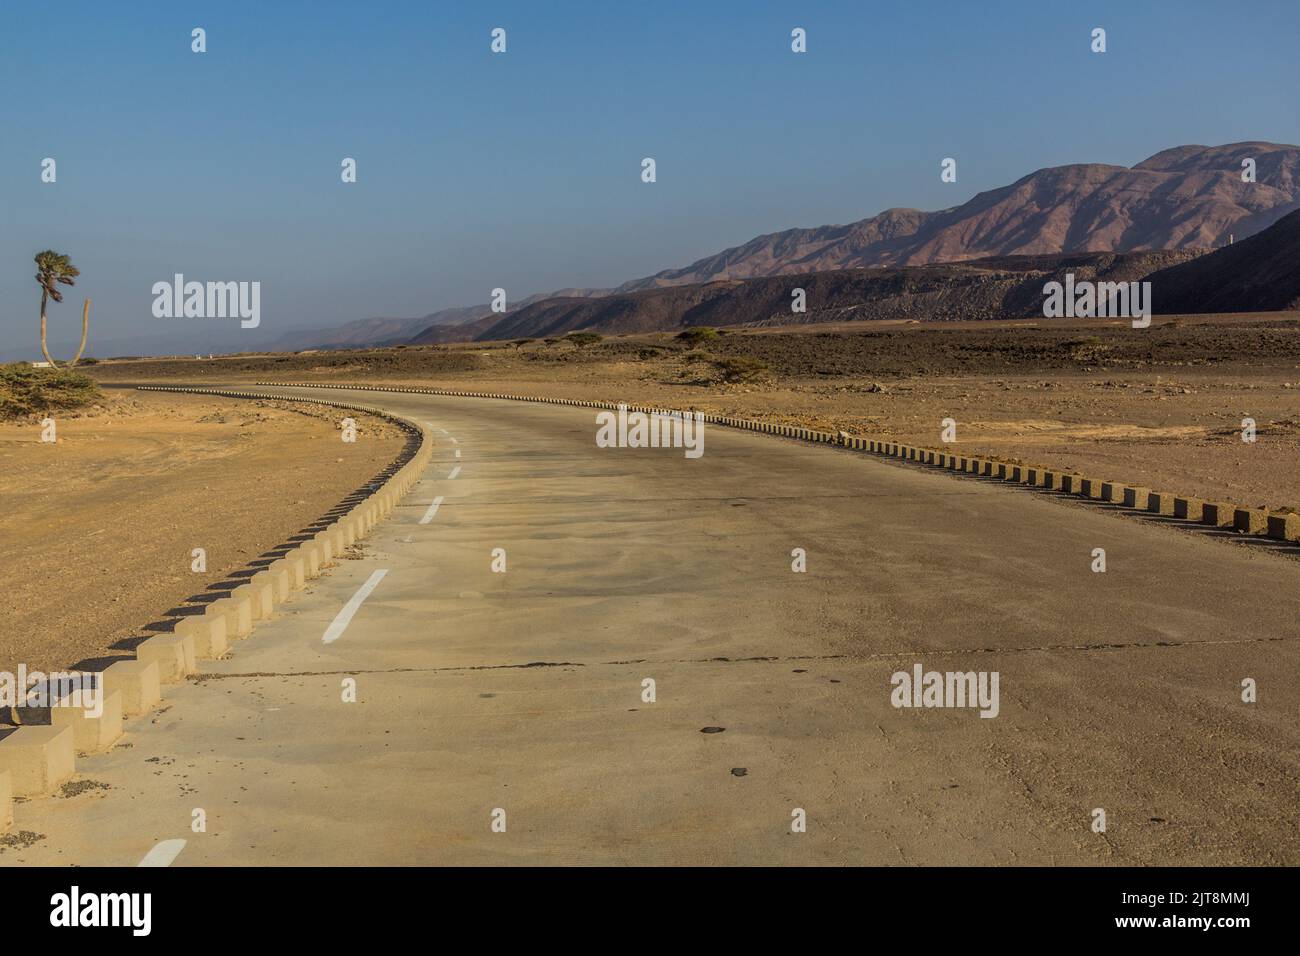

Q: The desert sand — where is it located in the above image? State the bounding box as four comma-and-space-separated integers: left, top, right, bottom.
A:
0, 390, 405, 682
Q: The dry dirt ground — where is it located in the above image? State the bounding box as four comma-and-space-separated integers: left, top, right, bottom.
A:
91, 311, 1300, 511
0, 390, 405, 682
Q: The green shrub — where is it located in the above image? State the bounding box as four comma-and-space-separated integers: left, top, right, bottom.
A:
0, 363, 102, 419
566, 332, 603, 348
676, 326, 719, 344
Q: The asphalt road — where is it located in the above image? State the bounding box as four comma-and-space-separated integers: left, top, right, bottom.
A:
6, 386, 1299, 866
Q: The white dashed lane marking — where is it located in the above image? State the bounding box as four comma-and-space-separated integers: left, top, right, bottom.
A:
138, 839, 187, 867
448, 466, 461, 480
322, 569, 389, 644
419, 495, 445, 524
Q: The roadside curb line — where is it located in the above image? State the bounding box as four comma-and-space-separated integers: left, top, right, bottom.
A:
255, 380, 1300, 550
0, 385, 432, 833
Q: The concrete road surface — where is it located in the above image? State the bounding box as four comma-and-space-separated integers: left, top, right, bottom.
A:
6, 386, 1299, 866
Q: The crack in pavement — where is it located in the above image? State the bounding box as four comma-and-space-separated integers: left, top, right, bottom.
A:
188, 633, 1292, 683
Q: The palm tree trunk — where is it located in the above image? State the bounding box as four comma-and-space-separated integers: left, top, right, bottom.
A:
39, 290, 59, 368
70, 298, 90, 365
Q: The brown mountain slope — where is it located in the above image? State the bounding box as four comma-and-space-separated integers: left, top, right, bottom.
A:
393, 142, 1295, 348
459, 204, 1300, 340
616, 142, 1300, 291
430, 250, 1197, 343
1150, 208, 1300, 313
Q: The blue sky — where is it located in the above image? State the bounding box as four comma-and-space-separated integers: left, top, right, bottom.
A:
2, 0, 1298, 357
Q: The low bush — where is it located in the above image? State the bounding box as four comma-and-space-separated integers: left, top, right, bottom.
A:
0, 363, 103, 419
714, 355, 770, 383
676, 326, 719, 344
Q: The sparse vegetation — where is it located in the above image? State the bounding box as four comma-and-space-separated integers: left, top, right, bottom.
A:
566, 332, 603, 348
676, 326, 719, 344
0, 363, 102, 419
714, 355, 769, 383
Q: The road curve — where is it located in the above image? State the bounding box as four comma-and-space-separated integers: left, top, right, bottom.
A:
6, 385, 1299, 866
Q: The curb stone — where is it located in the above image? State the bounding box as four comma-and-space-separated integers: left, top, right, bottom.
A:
0, 385, 431, 834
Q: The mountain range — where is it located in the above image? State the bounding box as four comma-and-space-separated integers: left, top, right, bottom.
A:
614, 141, 1299, 289
275, 142, 1300, 349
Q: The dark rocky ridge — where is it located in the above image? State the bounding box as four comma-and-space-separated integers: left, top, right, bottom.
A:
409, 249, 1199, 342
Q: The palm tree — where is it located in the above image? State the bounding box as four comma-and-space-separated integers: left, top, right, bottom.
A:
34, 250, 85, 367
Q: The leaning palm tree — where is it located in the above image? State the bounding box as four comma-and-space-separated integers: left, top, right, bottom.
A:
34, 250, 86, 367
